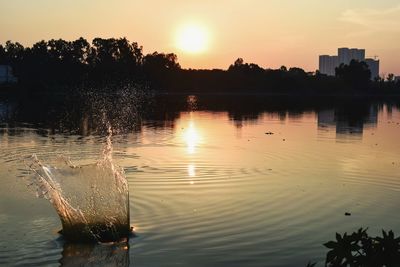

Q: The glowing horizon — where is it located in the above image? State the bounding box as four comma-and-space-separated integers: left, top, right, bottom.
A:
0, 0, 399, 74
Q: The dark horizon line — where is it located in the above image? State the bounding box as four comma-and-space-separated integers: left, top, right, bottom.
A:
1, 36, 399, 95
1, 37, 397, 75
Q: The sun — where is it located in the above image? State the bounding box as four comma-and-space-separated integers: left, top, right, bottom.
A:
176, 24, 209, 54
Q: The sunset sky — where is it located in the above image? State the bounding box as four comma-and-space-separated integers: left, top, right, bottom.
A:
0, 0, 399, 74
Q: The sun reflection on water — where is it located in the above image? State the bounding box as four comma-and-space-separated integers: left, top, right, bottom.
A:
183, 118, 201, 154
188, 164, 196, 177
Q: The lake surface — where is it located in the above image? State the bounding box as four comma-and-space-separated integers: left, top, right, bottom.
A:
1, 94, 400, 266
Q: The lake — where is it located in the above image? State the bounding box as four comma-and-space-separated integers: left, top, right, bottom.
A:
1, 93, 400, 266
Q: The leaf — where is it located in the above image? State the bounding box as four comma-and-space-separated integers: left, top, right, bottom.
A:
388, 230, 394, 239
336, 233, 342, 242
324, 241, 337, 249
382, 229, 389, 239
326, 250, 336, 263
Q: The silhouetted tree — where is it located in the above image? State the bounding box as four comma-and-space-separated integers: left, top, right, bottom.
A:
72, 37, 91, 64
1, 37, 398, 95
0, 44, 6, 64
228, 58, 245, 71
280, 65, 288, 72
142, 52, 180, 89
88, 37, 143, 81
143, 52, 180, 71
4, 41, 25, 63
288, 67, 307, 77
387, 73, 395, 83
228, 58, 264, 73
335, 60, 371, 90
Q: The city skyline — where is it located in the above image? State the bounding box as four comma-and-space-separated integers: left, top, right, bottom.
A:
319, 47, 380, 79
0, 0, 399, 74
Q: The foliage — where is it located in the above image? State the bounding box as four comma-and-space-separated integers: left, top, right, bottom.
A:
1, 38, 399, 94
308, 228, 400, 267
335, 60, 371, 90
0, 38, 179, 89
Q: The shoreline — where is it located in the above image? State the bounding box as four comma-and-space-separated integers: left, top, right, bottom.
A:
1, 84, 400, 99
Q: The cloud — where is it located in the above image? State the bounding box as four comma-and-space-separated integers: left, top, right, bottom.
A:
339, 5, 400, 33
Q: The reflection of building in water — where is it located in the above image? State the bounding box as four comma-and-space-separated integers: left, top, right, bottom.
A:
317, 109, 336, 128
0, 101, 16, 121
365, 105, 378, 125
317, 106, 378, 137
0, 65, 18, 84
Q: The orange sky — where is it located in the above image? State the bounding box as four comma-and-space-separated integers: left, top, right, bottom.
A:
0, 0, 399, 75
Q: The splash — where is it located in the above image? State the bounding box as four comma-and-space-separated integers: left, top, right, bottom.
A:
27, 127, 130, 242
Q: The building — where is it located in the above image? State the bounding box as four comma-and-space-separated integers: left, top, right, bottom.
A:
338, 48, 365, 65
319, 55, 338, 76
364, 59, 380, 80
319, 48, 379, 80
0, 65, 17, 84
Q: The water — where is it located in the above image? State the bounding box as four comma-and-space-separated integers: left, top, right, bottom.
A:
1, 94, 400, 266
26, 128, 130, 242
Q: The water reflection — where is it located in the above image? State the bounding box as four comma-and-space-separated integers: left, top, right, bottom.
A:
188, 164, 196, 177
317, 104, 378, 137
0, 100, 16, 121
0, 94, 399, 143
59, 242, 129, 267
183, 116, 201, 154
186, 95, 198, 111
1, 94, 400, 267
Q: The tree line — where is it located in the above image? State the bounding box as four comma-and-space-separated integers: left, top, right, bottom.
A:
0, 37, 399, 94
0, 37, 179, 89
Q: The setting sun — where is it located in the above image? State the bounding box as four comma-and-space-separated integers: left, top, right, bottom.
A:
176, 24, 209, 54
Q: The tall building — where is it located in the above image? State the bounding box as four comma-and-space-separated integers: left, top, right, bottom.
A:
319, 55, 338, 76
338, 48, 350, 65
338, 48, 365, 65
319, 48, 379, 79
365, 58, 380, 80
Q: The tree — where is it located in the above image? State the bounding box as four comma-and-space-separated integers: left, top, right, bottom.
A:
387, 73, 395, 83
228, 58, 264, 74
72, 37, 91, 64
4, 41, 25, 63
335, 60, 371, 89
228, 58, 245, 71
0, 44, 5, 64
142, 52, 180, 88
143, 52, 180, 71
289, 67, 307, 77
280, 65, 288, 72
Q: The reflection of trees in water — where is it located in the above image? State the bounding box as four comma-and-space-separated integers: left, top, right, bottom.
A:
0, 94, 399, 136
0, 85, 151, 135
59, 242, 129, 267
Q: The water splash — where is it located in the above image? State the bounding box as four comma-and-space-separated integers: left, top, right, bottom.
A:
26, 128, 130, 242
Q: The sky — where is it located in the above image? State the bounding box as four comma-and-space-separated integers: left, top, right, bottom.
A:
0, 0, 399, 74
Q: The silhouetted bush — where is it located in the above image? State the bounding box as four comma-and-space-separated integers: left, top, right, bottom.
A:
308, 228, 400, 267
